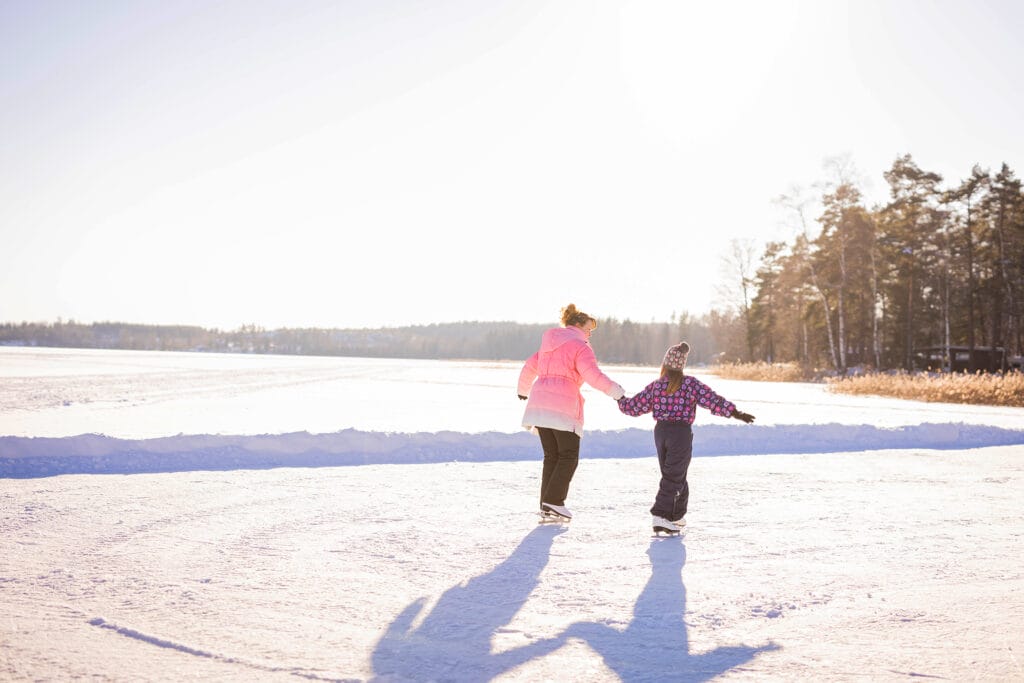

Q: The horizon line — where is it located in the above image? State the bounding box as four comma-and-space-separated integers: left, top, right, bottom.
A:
0, 313, 720, 332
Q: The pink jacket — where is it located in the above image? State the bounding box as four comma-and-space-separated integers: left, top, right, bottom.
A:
518, 326, 624, 435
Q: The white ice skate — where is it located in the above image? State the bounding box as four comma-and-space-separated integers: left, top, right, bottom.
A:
540, 503, 572, 521
652, 516, 681, 535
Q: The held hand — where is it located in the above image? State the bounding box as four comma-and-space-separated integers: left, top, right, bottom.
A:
518, 394, 528, 400
733, 410, 755, 424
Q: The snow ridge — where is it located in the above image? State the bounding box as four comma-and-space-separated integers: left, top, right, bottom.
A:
3, 422, 1022, 478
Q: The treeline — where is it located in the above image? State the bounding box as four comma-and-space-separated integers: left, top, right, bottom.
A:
0, 313, 731, 365
735, 155, 1024, 373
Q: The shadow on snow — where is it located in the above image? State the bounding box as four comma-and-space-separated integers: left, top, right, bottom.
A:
370, 525, 568, 681
370, 526, 775, 682
566, 540, 778, 682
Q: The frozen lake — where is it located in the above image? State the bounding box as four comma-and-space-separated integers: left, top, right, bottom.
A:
2, 347, 1023, 681
4, 346, 1024, 440
3, 346, 1023, 478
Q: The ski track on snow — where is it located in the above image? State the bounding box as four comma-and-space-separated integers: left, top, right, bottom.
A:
86, 617, 349, 682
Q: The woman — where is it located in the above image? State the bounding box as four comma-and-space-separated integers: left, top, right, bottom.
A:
517, 304, 625, 521
617, 342, 755, 534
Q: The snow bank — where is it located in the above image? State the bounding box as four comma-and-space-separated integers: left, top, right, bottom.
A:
2, 423, 1022, 478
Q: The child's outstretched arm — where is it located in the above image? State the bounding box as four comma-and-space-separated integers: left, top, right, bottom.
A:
690, 378, 755, 423
616, 382, 655, 416
690, 377, 736, 418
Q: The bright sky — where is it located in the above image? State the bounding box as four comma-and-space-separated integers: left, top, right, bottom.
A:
2, 1, 1022, 330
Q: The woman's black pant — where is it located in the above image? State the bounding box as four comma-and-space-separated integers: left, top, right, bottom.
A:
536, 427, 580, 507
651, 421, 693, 521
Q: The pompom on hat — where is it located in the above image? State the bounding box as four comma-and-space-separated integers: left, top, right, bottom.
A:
662, 342, 690, 370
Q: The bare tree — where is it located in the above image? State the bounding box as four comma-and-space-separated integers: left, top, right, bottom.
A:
775, 189, 839, 370
716, 238, 759, 361
820, 156, 869, 372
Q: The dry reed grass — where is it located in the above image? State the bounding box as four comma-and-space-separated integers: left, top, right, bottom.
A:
708, 361, 813, 382
709, 361, 1024, 406
827, 371, 1024, 407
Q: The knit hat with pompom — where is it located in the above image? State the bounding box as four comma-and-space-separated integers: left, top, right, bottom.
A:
662, 342, 690, 370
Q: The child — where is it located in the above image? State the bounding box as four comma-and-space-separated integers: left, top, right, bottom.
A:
617, 342, 755, 534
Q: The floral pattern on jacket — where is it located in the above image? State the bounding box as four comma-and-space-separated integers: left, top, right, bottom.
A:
617, 376, 735, 424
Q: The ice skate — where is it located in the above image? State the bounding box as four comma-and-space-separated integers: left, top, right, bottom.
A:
652, 516, 681, 535
540, 502, 572, 521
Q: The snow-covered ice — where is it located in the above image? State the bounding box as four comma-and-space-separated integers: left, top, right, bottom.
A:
2, 347, 1023, 681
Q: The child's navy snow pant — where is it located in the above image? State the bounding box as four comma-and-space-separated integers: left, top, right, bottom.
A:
651, 421, 693, 521
537, 427, 580, 507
